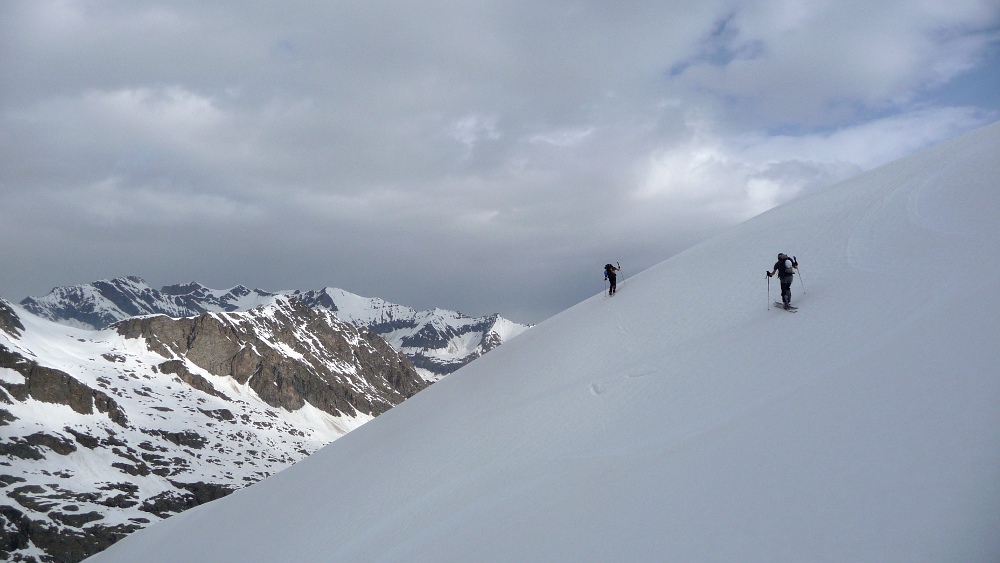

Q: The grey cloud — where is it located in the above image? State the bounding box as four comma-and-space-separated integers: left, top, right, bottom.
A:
665, 1, 1000, 126
1, 0, 998, 323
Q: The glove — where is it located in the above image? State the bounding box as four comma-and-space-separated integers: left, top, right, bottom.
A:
766, 271, 772, 278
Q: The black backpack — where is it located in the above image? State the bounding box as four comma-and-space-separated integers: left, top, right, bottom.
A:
782, 257, 796, 276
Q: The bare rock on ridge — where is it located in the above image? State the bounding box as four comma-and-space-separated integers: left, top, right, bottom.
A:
114, 296, 427, 418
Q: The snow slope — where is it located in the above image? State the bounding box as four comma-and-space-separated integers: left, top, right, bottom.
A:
90, 122, 1000, 561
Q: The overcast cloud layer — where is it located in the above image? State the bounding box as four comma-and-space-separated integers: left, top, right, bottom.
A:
2, 1, 999, 323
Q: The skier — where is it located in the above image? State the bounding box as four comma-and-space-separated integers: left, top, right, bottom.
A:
767, 253, 798, 309
604, 263, 619, 296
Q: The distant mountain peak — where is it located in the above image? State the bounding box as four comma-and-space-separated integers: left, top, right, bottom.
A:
159, 281, 207, 295
21, 280, 532, 381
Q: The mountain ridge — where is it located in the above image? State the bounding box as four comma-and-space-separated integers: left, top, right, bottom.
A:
21, 279, 530, 380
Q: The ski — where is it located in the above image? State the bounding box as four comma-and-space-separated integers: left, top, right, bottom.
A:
774, 301, 798, 312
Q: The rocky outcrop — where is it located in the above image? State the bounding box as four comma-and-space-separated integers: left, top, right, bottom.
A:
114, 296, 426, 418
155, 360, 224, 398
1, 494, 143, 562
0, 345, 128, 427
0, 299, 24, 337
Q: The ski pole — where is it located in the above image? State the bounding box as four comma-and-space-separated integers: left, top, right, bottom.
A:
766, 273, 770, 310
794, 256, 805, 294
617, 261, 623, 286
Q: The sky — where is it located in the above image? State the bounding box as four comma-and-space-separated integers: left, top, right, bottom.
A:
1, 0, 999, 324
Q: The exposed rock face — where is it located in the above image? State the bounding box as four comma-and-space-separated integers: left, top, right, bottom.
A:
1, 296, 426, 562
114, 297, 425, 416
1, 502, 141, 563
0, 299, 24, 337
0, 346, 129, 427
21, 277, 531, 380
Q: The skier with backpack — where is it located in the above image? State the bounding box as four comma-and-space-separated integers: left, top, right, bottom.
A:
604, 263, 620, 296
767, 253, 798, 309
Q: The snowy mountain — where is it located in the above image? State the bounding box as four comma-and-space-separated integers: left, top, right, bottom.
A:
0, 296, 425, 562
89, 121, 1000, 562
19, 277, 276, 331
293, 288, 530, 379
21, 280, 530, 380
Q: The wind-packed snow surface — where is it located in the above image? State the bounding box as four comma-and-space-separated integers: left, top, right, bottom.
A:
91, 122, 1000, 561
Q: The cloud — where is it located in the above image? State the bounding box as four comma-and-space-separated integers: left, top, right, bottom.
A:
529, 127, 595, 147
634, 105, 994, 220
1, 0, 998, 322
450, 114, 502, 152
666, 0, 1000, 125
53, 176, 264, 228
